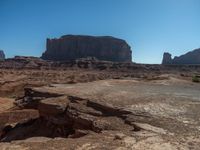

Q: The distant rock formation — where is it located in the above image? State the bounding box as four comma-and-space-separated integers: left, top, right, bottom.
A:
162, 48, 200, 65
0, 50, 5, 60
162, 53, 172, 64
41, 35, 132, 62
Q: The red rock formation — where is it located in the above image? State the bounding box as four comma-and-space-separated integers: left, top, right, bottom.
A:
162, 52, 172, 65
0, 50, 5, 60
41, 35, 132, 62
162, 48, 200, 65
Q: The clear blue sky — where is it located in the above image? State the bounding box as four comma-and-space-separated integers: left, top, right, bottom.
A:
0, 0, 200, 64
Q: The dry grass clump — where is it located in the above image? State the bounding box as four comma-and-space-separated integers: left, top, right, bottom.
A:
192, 75, 200, 83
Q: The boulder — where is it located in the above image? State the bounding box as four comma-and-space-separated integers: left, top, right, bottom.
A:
41, 35, 132, 62
38, 96, 69, 117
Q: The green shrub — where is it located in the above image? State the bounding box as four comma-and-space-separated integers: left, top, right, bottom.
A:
192, 75, 200, 83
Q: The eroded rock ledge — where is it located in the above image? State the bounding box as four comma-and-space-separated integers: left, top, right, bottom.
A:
1, 90, 136, 142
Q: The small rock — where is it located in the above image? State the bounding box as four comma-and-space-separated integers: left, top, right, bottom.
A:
114, 133, 126, 140
69, 130, 88, 138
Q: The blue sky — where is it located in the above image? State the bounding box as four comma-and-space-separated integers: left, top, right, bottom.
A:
0, 0, 200, 64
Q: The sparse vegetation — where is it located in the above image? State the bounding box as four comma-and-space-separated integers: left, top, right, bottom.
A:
192, 75, 200, 83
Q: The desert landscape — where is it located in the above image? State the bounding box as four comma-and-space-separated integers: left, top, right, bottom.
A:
0, 38, 200, 150
2, 0, 200, 149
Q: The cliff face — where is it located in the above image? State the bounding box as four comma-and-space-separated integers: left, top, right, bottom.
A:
0, 50, 5, 60
162, 48, 200, 65
41, 35, 132, 62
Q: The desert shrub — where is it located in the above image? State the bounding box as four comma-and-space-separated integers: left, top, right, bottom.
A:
192, 75, 200, 83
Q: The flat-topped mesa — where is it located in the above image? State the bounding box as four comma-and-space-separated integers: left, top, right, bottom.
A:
162, 48, 200, 65
41, 35, 132, 62
0, 50, 5, 60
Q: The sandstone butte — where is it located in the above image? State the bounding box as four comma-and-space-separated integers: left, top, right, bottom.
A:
0, 50, 5, 61
41, 35, 132, 62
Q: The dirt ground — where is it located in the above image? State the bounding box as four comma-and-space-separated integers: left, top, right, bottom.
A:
0, 68, 200, 150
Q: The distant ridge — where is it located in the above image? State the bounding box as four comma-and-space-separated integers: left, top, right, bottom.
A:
162, 48, 200, 65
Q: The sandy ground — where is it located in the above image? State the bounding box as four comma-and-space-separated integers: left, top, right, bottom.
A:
0, 98, 14, 112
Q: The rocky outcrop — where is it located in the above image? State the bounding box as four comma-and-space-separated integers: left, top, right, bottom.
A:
0, 50, 5, 60
2, 86, 135, 142
0, 56, 49, 69
41, 35, 132, 62
162, 48, 200, 65
162, 53, 172, 64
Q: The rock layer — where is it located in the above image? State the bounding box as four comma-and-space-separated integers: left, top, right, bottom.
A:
41, 35, 132, 62
162, 48, 200, 64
